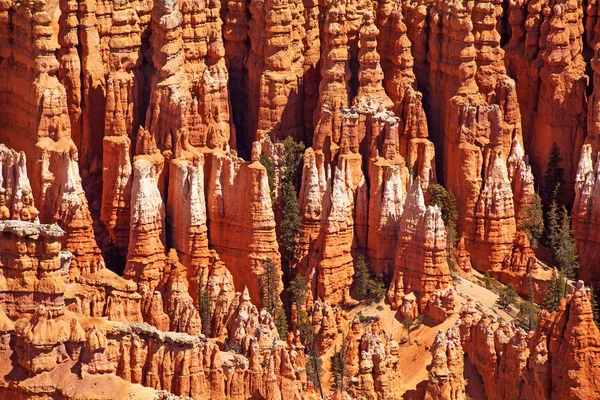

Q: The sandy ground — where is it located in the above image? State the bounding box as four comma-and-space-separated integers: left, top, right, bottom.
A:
342, 271, 516, 399
454, 274, 515, 321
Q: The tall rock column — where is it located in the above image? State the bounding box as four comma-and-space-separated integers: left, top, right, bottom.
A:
247, 0, 305, 144
506, 1, 588, 201
574, 46, 600, 288
125, 156, 166, 291
313, 2, 350, 151
206, 147, 282, 305
424, 328, 467, 400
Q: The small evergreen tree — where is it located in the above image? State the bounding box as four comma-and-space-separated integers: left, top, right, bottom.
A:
516, 302, 539, 331
198, 282, 212, 336
260, 153, 276, 203
428, 184, 459, 248
306, 347, 324, 398
330, 338, 348, 391
497, 284, 517, 309
483, 272, 492, 290
518, 192, 544, 247
296, 304, 323, 398
591, 286, 600, 328
288, 274, 308, 307
280, 138, 305, 271
551, 206, 579, 282
543, 143, 565, 205
368, 274, 387, 302
541, 272, 566, 312
403, 318, 414, 344
353, 254, 387, 301
260, 258, 288, 338
104, 239, 125, 275
353, 254, 371, 299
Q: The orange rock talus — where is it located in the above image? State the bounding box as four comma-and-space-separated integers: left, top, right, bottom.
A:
458, 281, 600, 400
424, 328, 467, 400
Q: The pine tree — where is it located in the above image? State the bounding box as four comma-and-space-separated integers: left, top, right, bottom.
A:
260, 153, 276, 203
104, 239, 125, 275
497, 284, 517, 309
288, 274, 308, 307
352, 254, 387, 301
518, 192, 544, 247
551, 206, 579, 281
198, 283, 212, 336
368, 274, 387, 302
296, 305, 323, 398
541, 272, 566, 312
306, 346, 324, 398
591, 286, 600, 328
403, 318, 414, 344
547, 188, 560, 247
516, 302, 539, 331
353, 254, 371, 299
280, 138, 305, 271
483, 272, 492, 290
428, 184, 459, 249
543, 143, 565, 205
330, 338, 348, 391
260, 258, 288, 338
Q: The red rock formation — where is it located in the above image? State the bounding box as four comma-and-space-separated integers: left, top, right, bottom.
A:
388, 182, 452, 314
505, 0, 587, 201
0, 145, 38, 222
246, 0, 305, 144
125, 157, 166, 291
458, 281, 600, 400
206, 149, 282, 305
574, 46, 600, 288
313, 2, 350, 150
424, 327, 467, 400
574, 144, 600, 287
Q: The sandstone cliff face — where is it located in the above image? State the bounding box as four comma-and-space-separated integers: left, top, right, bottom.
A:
458, 281, 600, 400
